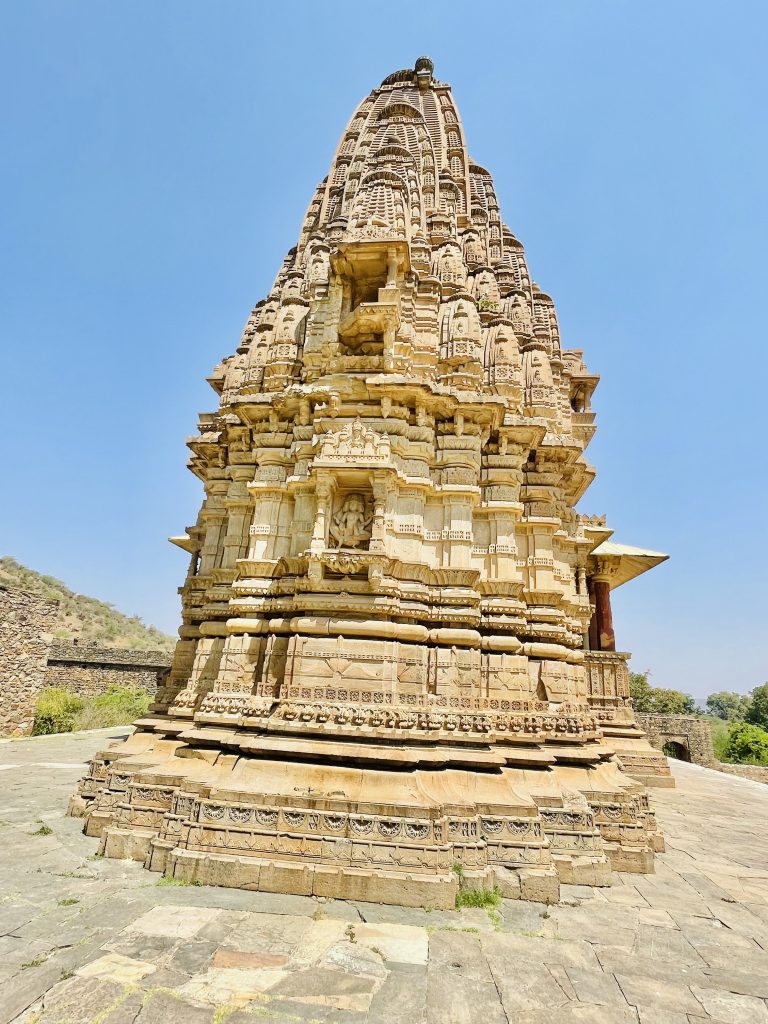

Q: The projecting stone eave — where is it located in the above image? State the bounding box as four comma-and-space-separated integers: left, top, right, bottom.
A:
590, 540, 669, 589
169, 534, 197, 555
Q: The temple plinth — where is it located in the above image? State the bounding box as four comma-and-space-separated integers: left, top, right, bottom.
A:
71, 58, 670, 906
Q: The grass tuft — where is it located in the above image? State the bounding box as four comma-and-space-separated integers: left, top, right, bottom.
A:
21, 957, 48, 970
455, 886, 502, 910
426, 925, 480, 934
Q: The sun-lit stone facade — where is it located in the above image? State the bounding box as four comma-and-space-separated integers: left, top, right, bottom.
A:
72, 58, 669, 906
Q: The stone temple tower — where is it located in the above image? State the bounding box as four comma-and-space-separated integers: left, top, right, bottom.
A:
72, 58, 669, 906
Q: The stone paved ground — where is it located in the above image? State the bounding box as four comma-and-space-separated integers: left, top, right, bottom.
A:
1, 730, 768, 1024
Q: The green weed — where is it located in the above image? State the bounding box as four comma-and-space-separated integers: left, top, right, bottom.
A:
21, 957, 48, 970
455, 887, 502, 910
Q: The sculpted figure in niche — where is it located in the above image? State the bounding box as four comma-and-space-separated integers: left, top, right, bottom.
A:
509, 293, 533, 335
309, 249, 330, 288
276, 311, 296, 343
223, 352, 248, 393
330, 493, 372, 549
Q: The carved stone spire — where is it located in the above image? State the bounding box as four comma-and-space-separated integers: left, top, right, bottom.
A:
72, 58, 669, 907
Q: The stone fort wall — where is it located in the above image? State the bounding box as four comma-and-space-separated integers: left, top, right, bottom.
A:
0, 586, 172, 736
637, 713, 715, 765
44, 640, 171, 700
637, 713, 768, 786
0, 585, 58, 736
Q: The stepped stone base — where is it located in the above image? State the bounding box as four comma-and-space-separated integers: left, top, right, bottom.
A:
611, 734, 676, 789
70, 726, 661, 907
593, 707, 677, 789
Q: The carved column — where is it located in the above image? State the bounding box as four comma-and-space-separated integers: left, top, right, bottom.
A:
370, 473, 389, 554
310, 479, 332, 556
198, 478, 229, 575
222, 465, 255, 568
587, 577, 599, 651
593, 579, 615, 652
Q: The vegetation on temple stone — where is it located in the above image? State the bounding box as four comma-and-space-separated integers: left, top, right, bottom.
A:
455, 887, 502, 910
32, 684, 151, 735
629, 671, 695, 714
0, 557, 175, 652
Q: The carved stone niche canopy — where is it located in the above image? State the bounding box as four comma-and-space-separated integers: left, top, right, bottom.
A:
307, 420, 396, 567
313, 418, 393, 468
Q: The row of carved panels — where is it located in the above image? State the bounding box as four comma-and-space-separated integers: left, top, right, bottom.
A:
183, 693, 600, 738
179, 826, 551, 868
112, 808, 599, 865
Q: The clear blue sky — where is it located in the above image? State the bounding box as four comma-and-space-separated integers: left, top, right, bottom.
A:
2, 1, 766, 697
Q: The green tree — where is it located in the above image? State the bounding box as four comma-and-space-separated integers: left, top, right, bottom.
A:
652, 688, 696, 715
706, 691, 752, 721
723, 721, 768, 766
629, 671, 655, 711
745, 683, 768, 730
629, 671, 695, 715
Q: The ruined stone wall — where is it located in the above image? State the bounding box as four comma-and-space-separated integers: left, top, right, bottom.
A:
637, 713, 715, 765
44, 641, 171, 699
0, 595, 173, 736
716, 763, 768, 785
0, 585, 57, 736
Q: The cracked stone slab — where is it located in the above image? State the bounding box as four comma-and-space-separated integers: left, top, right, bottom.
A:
178, 965, 287, 1006
122, 905, 221, 940
353, 922, 429, 964
690, 986, 768, 1023
76, 952, 157, 984
267, 965, 380, 1013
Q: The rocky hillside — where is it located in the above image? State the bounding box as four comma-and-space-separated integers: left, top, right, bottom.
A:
0, 557, 176, 653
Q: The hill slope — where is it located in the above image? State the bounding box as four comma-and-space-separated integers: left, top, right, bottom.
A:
0, 556, 176, 653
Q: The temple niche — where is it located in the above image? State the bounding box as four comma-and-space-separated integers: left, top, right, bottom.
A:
71, 58, 670, 907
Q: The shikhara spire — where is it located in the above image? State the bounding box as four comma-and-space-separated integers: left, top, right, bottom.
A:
213, 55, 591, 451
72, 59, 670, 906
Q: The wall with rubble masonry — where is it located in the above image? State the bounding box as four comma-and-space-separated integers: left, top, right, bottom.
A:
0, 588, 172, 736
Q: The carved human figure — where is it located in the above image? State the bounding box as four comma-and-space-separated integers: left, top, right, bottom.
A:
493, 328, 517, 366
309, 249, 330, 287
223, 352, 248, 392
509, 294, 533, 335
329, 493, 372, 549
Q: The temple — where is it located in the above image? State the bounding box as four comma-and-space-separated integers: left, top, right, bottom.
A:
71, 58, 670, 906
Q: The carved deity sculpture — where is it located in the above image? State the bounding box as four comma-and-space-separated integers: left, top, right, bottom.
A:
329, 493, 371, 548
